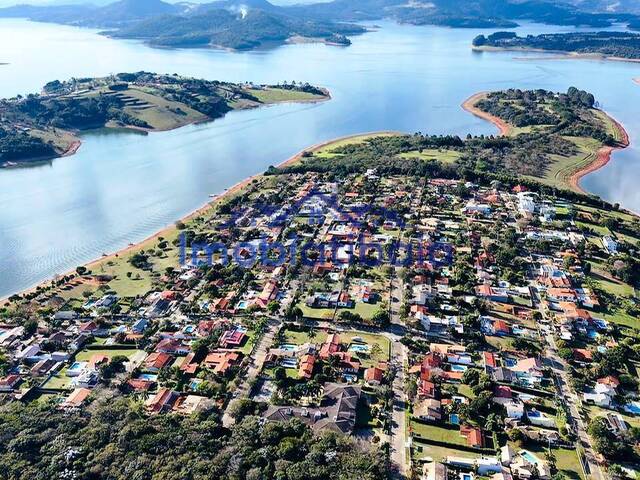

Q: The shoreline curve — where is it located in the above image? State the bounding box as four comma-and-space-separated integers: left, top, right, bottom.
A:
2, 130, 397, 303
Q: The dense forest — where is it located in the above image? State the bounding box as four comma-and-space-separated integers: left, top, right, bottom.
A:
473, 31, 640, 59
270, 88, 619, 198
0, 397, 386, 480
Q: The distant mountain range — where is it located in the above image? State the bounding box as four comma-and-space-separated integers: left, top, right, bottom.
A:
1, 0, 640, 50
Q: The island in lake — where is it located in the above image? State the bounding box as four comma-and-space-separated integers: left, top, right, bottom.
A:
473, 31, 640, 61
0, 72, 329, 167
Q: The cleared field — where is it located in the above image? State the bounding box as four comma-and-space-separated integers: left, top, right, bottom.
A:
398, 149, 462, 164
75, 348, 142, 361
411, 421, 466, 446
529, 135, 602, 189
246, 87, 326, 103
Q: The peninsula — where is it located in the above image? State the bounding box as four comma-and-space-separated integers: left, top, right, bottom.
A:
0, 72, 329, 167
473, 31, 640, 62
3, 91, 640, 480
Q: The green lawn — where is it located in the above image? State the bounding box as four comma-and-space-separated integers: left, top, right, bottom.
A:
298, 302, 336, 320
75, 348, 142, 361
41, 367, 73, 390
521, 443, 584, 480
411, 421, 466, 446
282, 328, 328, 346
398, 149, 462, 164
246, 87, 326, 104
412, 443, 481, 463
344, 332, 391, 368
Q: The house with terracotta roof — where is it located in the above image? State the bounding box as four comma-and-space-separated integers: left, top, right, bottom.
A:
60, 388, 92, 409
298, 354, 316, 379
155, 338, 190, 356
0, 374, 22, 392
146, 388, 179, 414
319, 333, 342, 360
219, 328, 247, 349
203, 350, 242, 375
573, 348, 593, 363
460, 425, 484, 448
364, 366, 385, 386
143, 352, 173, 372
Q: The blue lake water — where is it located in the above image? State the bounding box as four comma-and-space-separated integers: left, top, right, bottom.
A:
0, 19, 639, 297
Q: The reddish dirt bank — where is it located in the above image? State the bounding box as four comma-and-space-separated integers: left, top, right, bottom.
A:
568, 115, 630, 194
462, 92, 511, 136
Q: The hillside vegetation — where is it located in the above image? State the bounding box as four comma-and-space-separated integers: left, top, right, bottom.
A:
0, 72, 328, 166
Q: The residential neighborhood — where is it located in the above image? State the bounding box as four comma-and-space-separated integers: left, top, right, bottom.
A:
2, 155, 640, 480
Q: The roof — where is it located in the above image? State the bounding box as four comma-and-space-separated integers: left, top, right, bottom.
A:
203, 350, 242, 374
144, 352, 173, 370
262, 383, 361, 435
62, 388, 91, 408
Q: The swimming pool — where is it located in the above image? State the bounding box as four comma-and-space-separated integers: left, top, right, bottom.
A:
348, 344, 370, 354
450, 364, 467, 372
279, 344, 297, 352
281, 358, 297, 368
520, 451, 540, 464
450, 414, 460, 425
189, 379, 202, 391
624, 401, 640, 415
138, 373, 158, 381
237, 300, 249, 309
66, 361, 87, 377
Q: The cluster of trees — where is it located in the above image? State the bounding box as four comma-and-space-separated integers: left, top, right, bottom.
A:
0, 398, 386, 480
271, 85, 612, 185
473, 31, 640, 60
0, 128, 55, 162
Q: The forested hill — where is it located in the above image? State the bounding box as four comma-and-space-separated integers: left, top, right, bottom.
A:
3, 0, 640, 49
473, 31, 640, 60
109, 8, 364, 49
0, 0, 365, 49
0, 72, 329, 166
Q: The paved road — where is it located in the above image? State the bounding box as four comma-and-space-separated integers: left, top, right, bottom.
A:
532, 286, 603, 480
545, 333, 604, 480
389, 266, 409, 478
222, 318, 279, 428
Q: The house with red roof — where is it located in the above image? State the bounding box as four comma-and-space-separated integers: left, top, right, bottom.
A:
143, 352, 173, 372
299, 354, 316, 379
203, 351, 242, 375
460, 425, 485, 448
319, 333, 342, 360
219, 328, 247, 349
146, 388, 179, 414
364, 366, 385, 386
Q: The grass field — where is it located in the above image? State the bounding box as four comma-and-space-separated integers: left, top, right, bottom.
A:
343, 332, 391, 368
75, 348, 142, 362
246, 87, 326, 104
412, 443, 481, 463
282, 328, 328, 346
398, 149, 462, 164
411, 421, 466, 446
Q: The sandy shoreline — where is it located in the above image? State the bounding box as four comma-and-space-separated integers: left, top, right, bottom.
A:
568, 113, 630, 194
2, 129, 395, 303
461, 92, 511, 136
461, 91, 631, 195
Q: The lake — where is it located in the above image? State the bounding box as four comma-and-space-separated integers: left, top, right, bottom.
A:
0, 18, 639, 298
